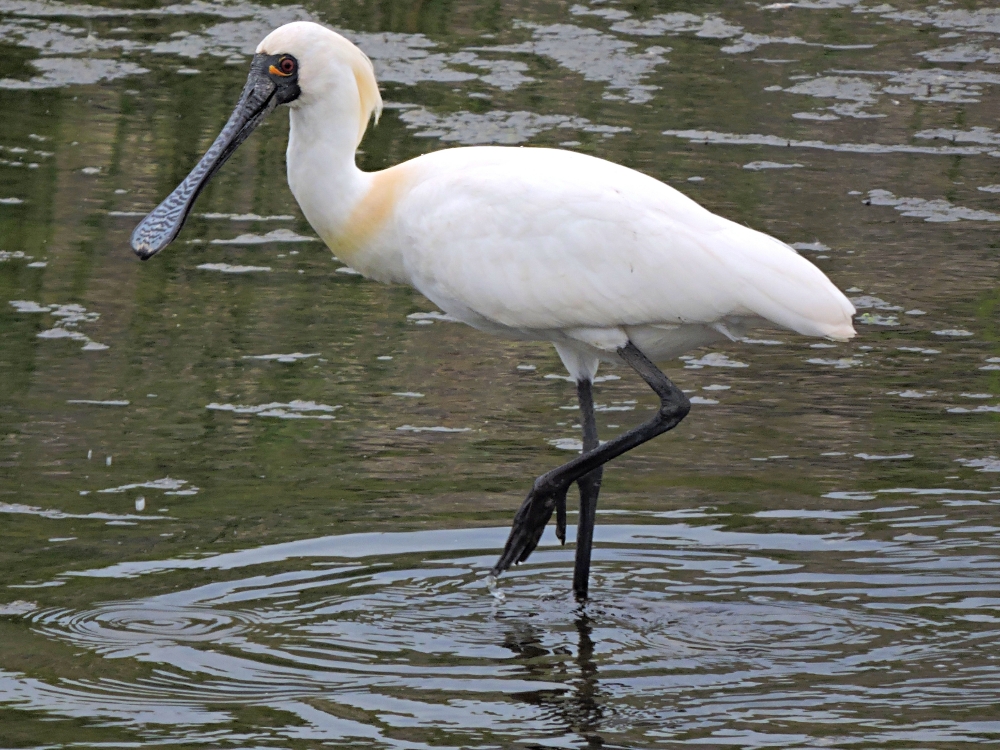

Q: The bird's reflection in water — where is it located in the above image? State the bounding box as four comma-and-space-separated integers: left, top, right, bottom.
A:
501, 610, 606, 747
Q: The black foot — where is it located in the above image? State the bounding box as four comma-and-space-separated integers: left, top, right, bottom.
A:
492, 473, 569, 575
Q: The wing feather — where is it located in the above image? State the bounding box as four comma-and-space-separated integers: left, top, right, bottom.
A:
392, 147, 855, 339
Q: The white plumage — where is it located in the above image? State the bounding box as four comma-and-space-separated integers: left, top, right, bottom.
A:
262, 23, 855, 382
387, 148, 853, 359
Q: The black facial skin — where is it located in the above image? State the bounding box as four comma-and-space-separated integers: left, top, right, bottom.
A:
130, 53, 301, 260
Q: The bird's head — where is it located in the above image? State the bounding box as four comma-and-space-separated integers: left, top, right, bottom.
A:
130, 22, 381, 260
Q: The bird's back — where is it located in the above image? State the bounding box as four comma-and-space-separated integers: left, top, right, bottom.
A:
373, 146, 855, 342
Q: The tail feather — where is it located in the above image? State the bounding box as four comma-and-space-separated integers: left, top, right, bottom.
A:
717, 225, 856, 340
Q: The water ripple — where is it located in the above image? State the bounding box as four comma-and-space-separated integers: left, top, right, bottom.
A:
1, 520, 996, 745
29, 603, 260, 652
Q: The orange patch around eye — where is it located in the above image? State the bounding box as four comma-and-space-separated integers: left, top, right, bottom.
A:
269, 64, 290, 77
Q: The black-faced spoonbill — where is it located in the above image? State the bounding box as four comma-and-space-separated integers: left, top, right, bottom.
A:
131, 21, 856, 600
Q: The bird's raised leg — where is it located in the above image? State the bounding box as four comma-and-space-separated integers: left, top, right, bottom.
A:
573, 379, 603, 600
493, 342, 690, 580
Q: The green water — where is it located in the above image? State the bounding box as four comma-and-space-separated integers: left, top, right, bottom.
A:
1, 0, 1000, 746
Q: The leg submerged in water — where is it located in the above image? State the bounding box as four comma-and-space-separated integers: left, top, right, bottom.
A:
492, 342, 691, 587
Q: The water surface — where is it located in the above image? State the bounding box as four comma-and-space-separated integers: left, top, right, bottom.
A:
1, 0, 999, 746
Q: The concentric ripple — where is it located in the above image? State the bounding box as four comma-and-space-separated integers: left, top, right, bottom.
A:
29, 602, 260, 652
4, 519, 1000, 747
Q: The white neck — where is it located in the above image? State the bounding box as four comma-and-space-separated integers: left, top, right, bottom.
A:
285, 96, 369, 248
283, 80, 411, 285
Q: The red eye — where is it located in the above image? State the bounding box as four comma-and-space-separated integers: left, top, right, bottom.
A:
279, 57, 295, 74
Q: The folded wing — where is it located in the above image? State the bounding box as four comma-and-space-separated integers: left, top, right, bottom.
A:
394, 147, 855, 340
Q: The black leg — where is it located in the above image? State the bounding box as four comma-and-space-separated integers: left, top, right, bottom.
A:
573, 379, 603, 600
492, 342, 690, 578
553, 380, 603, 556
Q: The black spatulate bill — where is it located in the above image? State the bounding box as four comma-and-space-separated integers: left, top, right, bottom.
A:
130, 53, 300, 260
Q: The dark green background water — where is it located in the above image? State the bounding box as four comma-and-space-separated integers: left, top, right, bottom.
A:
1, 0, 999, 746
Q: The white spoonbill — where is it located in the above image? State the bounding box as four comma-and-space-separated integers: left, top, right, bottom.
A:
131, 21, 856, 600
